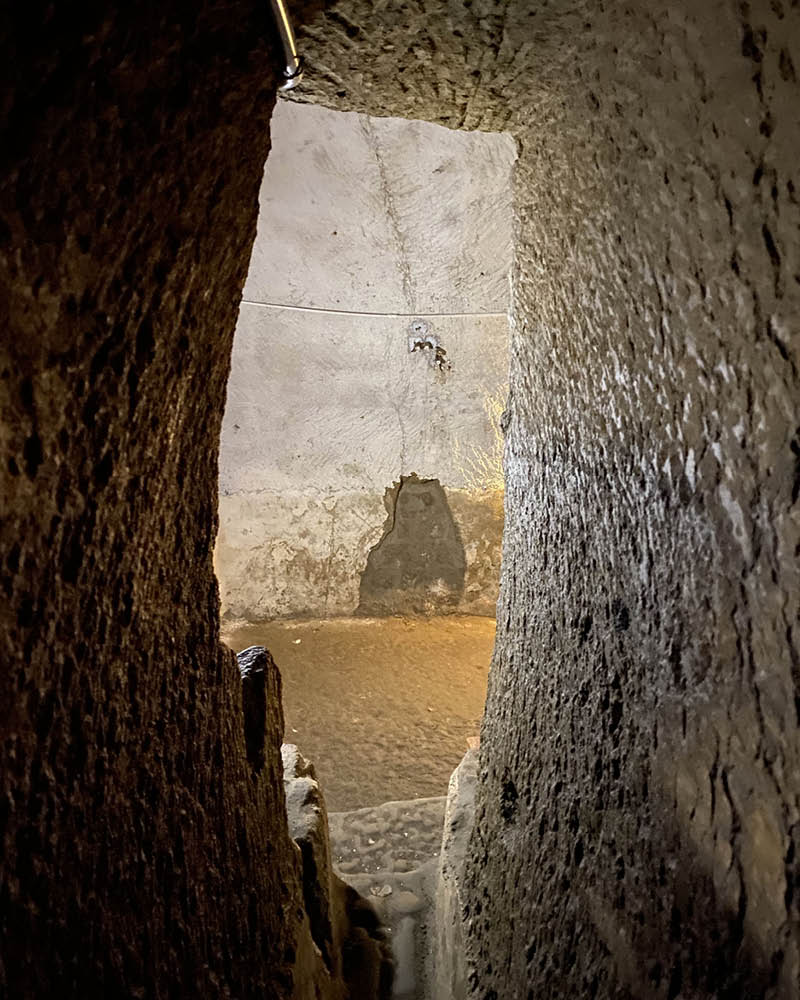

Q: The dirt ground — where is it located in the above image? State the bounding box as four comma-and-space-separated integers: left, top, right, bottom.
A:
222, 616, 494, 811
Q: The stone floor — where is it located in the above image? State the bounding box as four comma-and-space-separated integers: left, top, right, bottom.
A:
222, 615, 494, 811
329, 798, 446, 1000
330, 797, 447, 877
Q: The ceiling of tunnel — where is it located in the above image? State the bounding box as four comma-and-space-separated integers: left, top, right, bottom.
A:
290, 0, 591, 131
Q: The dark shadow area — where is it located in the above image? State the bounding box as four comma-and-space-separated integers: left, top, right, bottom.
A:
358, 474, 467, 615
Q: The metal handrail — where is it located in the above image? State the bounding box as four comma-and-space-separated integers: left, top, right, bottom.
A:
268, 0, 304, 90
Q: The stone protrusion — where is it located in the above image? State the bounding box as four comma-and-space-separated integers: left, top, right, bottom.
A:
282, 744, 394, 996
282, 744, 337, 966
238, 645, 282, 772
431, 749, 479, 1000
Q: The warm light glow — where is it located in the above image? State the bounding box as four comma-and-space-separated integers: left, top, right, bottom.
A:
454, 389, 506, 493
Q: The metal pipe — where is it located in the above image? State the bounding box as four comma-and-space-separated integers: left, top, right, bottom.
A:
268, 0, 304, 90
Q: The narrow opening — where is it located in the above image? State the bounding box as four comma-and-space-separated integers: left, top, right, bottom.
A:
216, 96, 515, 866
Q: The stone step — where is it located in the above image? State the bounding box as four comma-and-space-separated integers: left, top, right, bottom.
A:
329, 795, 447, 877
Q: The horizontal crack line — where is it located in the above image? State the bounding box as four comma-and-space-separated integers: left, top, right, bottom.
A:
239, 299, 508, 319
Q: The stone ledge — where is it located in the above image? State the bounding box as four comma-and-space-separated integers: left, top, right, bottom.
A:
431, 749, 479, 1000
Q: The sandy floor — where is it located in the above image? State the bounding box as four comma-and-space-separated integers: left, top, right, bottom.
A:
222, 616, 494, 811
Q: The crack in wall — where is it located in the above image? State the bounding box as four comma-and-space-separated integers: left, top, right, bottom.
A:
360, 116, 416, 311
322, 499, 338, 617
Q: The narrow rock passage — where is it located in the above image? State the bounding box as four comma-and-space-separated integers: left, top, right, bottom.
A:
224, 616, 493, 998
222, 615, 493, 811
330, 798, 446, 1000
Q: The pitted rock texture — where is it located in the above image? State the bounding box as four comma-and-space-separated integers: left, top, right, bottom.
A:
0, 5, 341, 998
291, 0, 800, 996
472, 6, 800, 999
2, 1, 799, 999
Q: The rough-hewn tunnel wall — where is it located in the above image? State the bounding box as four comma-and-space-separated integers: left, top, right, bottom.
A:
469, 4, 800, 995
3, 0, 799, 997
295, 0, 800, 995
0, 5, 343, 997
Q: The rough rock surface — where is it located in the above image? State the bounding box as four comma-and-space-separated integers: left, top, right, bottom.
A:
290, 0, 800, 996
283, 743, 339, 968
239, 645, 282, 771
2, 0, 799, 998
431, 750, 478, 1000
330, 797, 447, 876
282, 743, 395, 995
0, 5, 340, 998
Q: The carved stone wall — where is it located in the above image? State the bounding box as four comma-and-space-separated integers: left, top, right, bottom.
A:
2, 0, 798, 998
0, 5, 346, 997
293, 0, 800, 995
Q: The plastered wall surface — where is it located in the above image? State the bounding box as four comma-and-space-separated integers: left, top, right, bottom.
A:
216, 100, 514, 620
243, 103, 514, 313
290, 0, 800, 996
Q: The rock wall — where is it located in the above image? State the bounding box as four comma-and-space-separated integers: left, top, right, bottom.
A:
0, 6, 357, 997
431, 749, 479, 1000
470, 4, 800, 995
216, 100, 513, 621
3, 0, 799, 998
290, 0, 800, 996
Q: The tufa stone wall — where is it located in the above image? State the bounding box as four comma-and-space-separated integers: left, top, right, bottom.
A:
2, 0, 799, 997
0, 4, 368, 998
293, 0, 800, 995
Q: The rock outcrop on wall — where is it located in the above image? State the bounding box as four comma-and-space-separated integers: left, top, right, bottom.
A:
292, 0, 800, 996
